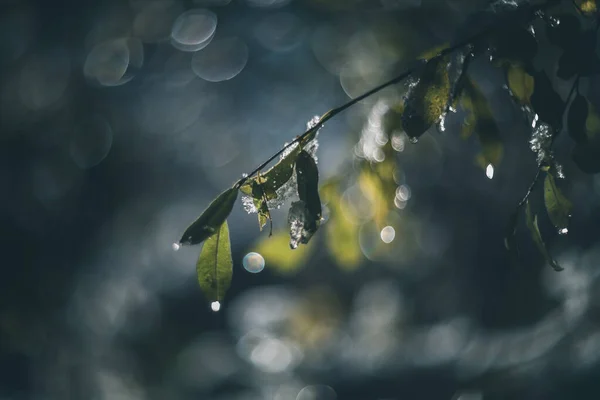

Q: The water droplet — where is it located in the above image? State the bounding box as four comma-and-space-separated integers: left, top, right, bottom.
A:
242, 173, 248, 178
172, 242, 181, 251
486, 164, 494, 179
211, 301, 221, 312
559, 227, 568, 235
380, 226, 395, 243
409, 136, 418, 144
243, 252, 265, 273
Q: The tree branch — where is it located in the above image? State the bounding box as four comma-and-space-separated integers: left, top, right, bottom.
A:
234, 0, 562, 190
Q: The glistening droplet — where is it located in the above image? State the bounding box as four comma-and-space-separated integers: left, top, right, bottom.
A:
211, 301, 221, 312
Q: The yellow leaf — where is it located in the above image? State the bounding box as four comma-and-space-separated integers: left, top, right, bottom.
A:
506, 64, 534, 105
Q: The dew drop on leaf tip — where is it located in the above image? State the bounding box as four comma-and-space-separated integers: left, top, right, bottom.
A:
172, 242, 181, 251
559, 228, 568, 235
211, 301, 221, 312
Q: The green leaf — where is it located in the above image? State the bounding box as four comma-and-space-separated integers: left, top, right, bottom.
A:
530, 71, 564, 129
240, 145, 302, 199
568, 94, 589, 144
288, 151, 322, 248
525, 201, 563, 271
179, 187, 238, 246
196, 221, 233, 303
461, 78, 503, 168
506, 64, 534, 105
402, 55, 451, 140
544, 173, 572, 233
296, 150, 322, 223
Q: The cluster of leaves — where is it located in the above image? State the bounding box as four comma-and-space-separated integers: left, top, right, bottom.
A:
177, 0, 600, 308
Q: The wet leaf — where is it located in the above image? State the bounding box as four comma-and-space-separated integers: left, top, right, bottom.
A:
461, 78, 503, 168
288, 151, 322, 248
544, 173, 572, 232
530, 71, 564, 129
296, 150, 322, 223
251, 230, 314, 274
179, 187, 238, 246
568, 94, 589, 144
402, 55, 451, 140
196, 221, 233, 302
506, 64, 534, 105
321, 182, 361, 270
240, 145, 302, 199
525, 201, 563, 271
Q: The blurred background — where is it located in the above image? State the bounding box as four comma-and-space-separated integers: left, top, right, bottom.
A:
2, 0, 600, 398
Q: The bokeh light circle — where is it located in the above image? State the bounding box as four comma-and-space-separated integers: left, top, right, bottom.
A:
243, 252, 265, 273
296, 385, 337, 400
191, 37, 248, 82
171, 9, 217, 51
84, 39, 129, 86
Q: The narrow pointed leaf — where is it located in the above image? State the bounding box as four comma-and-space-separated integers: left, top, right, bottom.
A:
525, 201, 563, 271
544, 173, 572, 233
196, 221, 233, 302
296, 150, 321, 222
179, 188, 238, 246
568, 94, 589, 144
402, 55, 451, 139
288, 151, 321, 248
